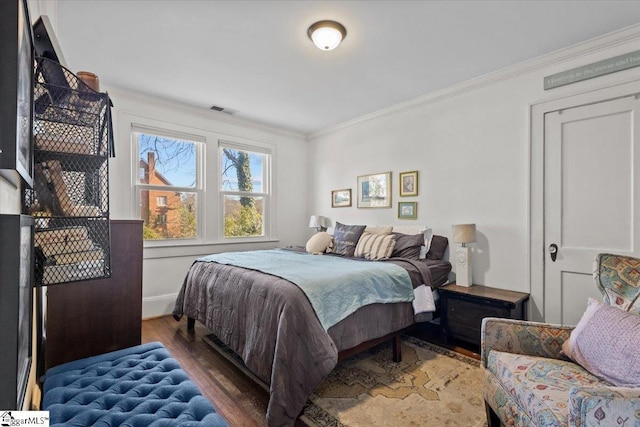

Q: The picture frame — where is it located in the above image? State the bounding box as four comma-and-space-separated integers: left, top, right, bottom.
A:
331, 188, 352, 208
398, 201, 417, 220
357, 172, 391, 208
0, 0, 34, 188
399, 170, 418, 197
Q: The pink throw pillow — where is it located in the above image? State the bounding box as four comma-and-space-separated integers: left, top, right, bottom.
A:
562, 298, 640, 387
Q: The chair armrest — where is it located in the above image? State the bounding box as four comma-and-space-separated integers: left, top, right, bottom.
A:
481, 317, 574, 367
569, 386, 640, 427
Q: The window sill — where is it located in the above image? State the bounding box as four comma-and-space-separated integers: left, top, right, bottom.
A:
143, 238, 280, 259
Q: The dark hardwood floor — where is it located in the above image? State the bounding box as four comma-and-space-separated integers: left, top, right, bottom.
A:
141, 316, 480, 427
409, 320, 482, 360
142, 316, 271, 426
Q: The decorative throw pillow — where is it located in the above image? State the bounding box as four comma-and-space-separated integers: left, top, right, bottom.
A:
426, 235, 449, 260
364, 226, 393, 235
562, 298, 640, 387
354, 232, 396, 260
305, 232, 333, 255
327, 222, 366, 257
391, 232, 424, 259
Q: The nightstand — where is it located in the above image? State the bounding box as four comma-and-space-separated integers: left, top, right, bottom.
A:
439, 283, 529, 347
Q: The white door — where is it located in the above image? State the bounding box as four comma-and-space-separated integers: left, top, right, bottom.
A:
544, 95, 640, 325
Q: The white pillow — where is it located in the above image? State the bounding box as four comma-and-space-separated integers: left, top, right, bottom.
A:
305, 232, 333, 254
364, 226, 393, 235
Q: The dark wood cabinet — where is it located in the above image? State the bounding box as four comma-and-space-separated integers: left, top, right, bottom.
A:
45, 220, 143, 369
439, 283, 529, 347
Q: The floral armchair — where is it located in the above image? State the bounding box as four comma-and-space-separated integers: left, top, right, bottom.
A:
481, 253, 640, 427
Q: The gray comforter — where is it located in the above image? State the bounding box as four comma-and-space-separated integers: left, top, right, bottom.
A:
173, 255, 450, 426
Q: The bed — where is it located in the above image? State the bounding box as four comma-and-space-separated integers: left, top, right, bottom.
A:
173, 224, 451, 426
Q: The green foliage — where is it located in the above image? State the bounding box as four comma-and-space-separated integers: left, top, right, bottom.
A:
222, 147, 262, 236
143, 224, 162, 240
224, 205, 263, 237
178, 198, 197, 238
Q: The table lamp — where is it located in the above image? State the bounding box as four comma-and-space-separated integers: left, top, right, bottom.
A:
309, 215, 327, 232
452, 223, 476, 287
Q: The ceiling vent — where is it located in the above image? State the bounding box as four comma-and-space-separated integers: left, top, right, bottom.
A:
210, 105, 237, 115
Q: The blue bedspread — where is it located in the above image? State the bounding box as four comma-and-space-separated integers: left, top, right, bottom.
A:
197, 249, 414, 330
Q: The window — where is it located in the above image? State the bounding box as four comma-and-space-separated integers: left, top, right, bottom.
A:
134, 129, 202, 241
220, 141, 270, 238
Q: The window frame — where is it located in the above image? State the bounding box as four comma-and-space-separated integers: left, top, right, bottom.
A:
126, 115, 278, 256
218, 140, 272, 242
132, 125, 204, 246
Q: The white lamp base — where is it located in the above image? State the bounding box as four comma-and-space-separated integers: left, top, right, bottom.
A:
455, 246, 473, 287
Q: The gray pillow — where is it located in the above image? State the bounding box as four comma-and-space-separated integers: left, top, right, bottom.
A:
391, 232, 424, 259
426, 235, 449, 260
330, 222, 366, 257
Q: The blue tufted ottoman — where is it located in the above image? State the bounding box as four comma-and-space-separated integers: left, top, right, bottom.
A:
42, 342, 228, 427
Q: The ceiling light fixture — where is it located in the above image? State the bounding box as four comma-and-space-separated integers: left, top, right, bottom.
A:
307, 20, 347, 51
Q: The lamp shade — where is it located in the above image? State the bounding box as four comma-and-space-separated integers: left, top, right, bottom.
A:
309, 215, 327, 229
308, 20, 347, 51
452, 224, 476, 244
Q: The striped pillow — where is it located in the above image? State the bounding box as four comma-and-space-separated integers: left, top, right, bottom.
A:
354, 232, 397, 260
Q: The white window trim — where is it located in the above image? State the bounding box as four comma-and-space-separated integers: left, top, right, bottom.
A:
124, 114, 279, 256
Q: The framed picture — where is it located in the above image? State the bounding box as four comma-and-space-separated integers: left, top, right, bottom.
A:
399, 170, 418, 197
331, 188, 352, 208
398, 201, 417, 220
0, 0, 34, 188
357, 172, 391, 208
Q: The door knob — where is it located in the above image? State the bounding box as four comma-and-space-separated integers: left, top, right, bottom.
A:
548, 243, 558, 262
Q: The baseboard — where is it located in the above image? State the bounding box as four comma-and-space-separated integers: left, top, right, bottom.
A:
142, 293, 178, 319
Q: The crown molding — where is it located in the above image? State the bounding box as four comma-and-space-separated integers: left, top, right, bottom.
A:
308, 23, 640, 140
105, 86, 307, 140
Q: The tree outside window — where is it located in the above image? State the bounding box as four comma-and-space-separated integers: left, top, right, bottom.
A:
220, 144, 269, 238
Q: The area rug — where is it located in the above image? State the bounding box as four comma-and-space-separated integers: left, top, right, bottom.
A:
301, 336, 487, 427
204, 334, 487, 427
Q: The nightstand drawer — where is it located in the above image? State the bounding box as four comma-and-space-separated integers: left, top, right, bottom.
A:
446, 299, 510, 343
447, 298, 510, 324
439, 283, 529, 347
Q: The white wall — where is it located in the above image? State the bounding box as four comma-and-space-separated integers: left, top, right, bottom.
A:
106, 88, 309, 318
308, 27, 640, 319
0, 179, 21, 214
